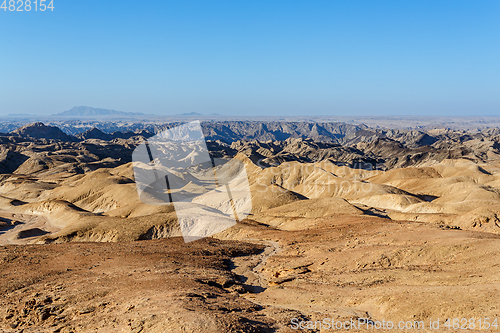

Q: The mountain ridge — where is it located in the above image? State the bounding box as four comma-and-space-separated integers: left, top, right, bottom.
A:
10, 122, 75, 141
53, 106, 145, 118
3, 121, 500, 174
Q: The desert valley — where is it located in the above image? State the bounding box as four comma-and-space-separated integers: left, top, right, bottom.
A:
0, 120, 500, 332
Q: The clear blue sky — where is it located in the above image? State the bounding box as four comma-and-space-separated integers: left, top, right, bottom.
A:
0, 0, 499, 116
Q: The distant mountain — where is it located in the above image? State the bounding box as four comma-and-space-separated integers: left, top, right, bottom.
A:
10, 122, 74, 141
53, 106, 145, 118
177, 112, 202, 116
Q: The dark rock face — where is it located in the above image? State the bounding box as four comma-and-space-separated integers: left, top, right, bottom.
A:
208, 134, 490, 170
10, 123, 74, 142
201, 121, 367, 144
1, 121, 500, 175
0, 133, 136, 175
0, 149, 30, 174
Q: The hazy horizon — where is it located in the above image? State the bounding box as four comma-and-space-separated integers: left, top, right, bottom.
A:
3, 107, 500, 118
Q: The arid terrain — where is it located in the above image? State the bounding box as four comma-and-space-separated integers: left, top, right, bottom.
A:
1, 120, 500, 332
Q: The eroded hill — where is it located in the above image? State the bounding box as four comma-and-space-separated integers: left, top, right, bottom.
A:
1, 121, 500, 332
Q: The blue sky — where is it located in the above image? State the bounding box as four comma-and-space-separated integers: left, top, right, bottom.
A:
0, 0, 499, 116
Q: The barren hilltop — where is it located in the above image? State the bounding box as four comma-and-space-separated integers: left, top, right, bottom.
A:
1, 120, 500, 332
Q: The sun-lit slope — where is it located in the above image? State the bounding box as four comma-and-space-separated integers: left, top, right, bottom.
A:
247, 160, 426, 210
37, 169, 137, 212
0, 174, 59, 201
248, 184, 305, 214
0, 164, 184, 243
365, 166, 442, 183
260, 197, 363, 218
0, 158, 309, 243
374, 161, 500, 202
353, 159, 500, 232
13, 198, 181, 243
24, 163, 174, 219
40, 211, 181, 243
243, 158, 500, 233
253, 197, 365, 231
3, 151, 500, 243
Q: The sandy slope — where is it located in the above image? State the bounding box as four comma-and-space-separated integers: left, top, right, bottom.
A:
2, 155, 500, 242
1, 152, 500, 331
